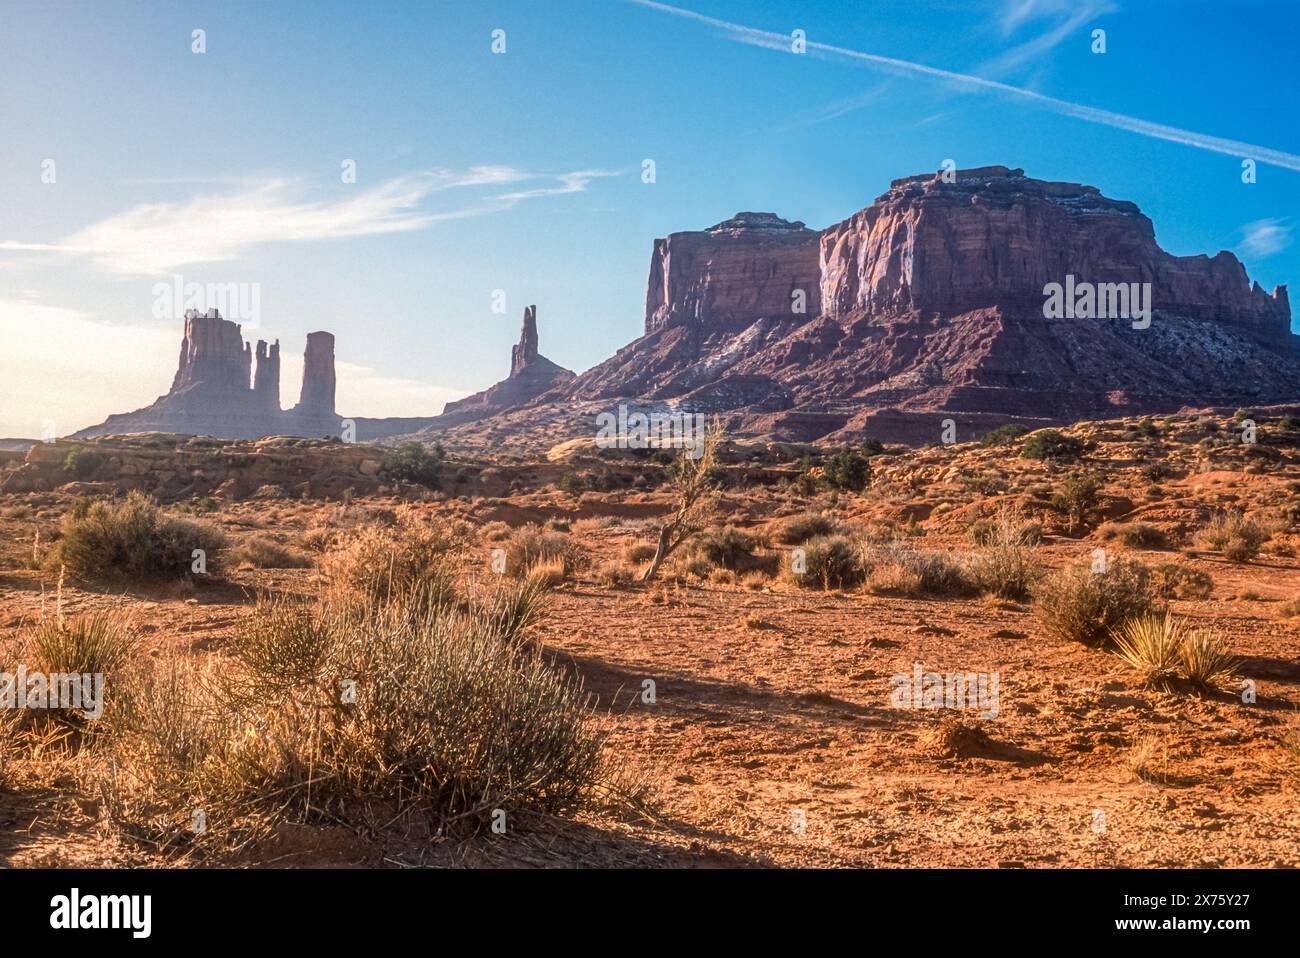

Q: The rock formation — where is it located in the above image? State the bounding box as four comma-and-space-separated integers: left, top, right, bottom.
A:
645, 212, 822, 334
436, 169, 1297, 448
253, 339, 280, 409
74, 310, 347, 441
819, 166, 1290, 336
511, 305, 540, 375
295, 332, 337, 417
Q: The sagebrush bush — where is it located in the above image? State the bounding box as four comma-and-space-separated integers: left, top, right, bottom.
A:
861, 543, 974, 597
320, 509, 460, 609
503, 523, 576, 578
56, 492, 226, 580
1195, 511, 1269, 562
789, 535, 861, 590
1152, 562, 1214, 599
1036, 556, 1158, 646
772, 513, 839, 545
1051, 473, 1101, 531
1097, 521, 1167, 550
105, 575, 604, 855
230, 535, 312, 569
689, 525, 756, 571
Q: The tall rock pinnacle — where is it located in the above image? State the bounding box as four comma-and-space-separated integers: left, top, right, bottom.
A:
170, 308, 251, 393
253, 339, 281, 409
511, 305, 539, 376
296, 331, 337, 416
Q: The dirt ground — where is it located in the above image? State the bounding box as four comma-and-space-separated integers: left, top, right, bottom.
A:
2, 419, 1299, 868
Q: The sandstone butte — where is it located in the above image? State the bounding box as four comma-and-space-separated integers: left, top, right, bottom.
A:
71, 166, 1296, 449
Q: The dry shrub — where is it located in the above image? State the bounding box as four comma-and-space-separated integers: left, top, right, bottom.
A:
787, 535, 861, 590
865, 560, 924, 597
320, 509, 461, 610
1152, 562, 1214, 600
1195, 511, 1269, 562
1097, 521, 1168, 550
1278, 595, 1300, 619
688, 525, 756, 572
861, 543, 975, 598
924, 716, 992, 759
230, 535, 311, 569
104, 575, 602, 856
504, 524, 577, 578
622, 542, 657, 564
1127, 735, 1172, 785
772, 512, 839, 545
967, 509, 1038, 600
595, 560, 635, 587
56, 492, 226, 580
1036, 556, 1158, 646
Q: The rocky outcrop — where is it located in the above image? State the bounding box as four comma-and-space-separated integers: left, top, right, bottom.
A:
432, 306, 575, 428
645, 212, 822, 334
73, 311, 346, 441
820, 166, 1290, 336
511, 305, 540, 375
295, 332, 337, 417
253, 339, 280, 409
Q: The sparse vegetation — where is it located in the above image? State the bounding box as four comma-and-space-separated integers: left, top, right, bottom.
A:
772, 512, 839, 545
62, 446, 103, 479
979, 423, 1030, 447
967, 509, 1038, 600
1051, 472, 1101, 532
381, 441, 443, 488
1152, 562, 1214, 599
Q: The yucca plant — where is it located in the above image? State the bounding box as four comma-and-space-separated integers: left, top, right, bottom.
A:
1179, 629, 1237, 692
1113, 614, 1185, 688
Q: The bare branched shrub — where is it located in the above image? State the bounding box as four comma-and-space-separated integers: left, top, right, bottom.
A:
641, 419, 724, 582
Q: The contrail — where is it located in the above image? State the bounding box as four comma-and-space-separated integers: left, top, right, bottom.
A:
630, 0, 1300, 173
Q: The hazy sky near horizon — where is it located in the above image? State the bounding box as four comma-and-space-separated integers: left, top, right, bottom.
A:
1, 0, 1297, 437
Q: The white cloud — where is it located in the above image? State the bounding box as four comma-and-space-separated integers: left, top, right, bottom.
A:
0, 167, 619, 277
1239, 218, 1292, 258
631, 0, 1300, 172
981, 0, 1117, 77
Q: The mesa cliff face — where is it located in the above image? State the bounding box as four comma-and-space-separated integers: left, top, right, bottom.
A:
74, 310, 345, 441
645, 213, 822, 335
819, 166, 1289, 335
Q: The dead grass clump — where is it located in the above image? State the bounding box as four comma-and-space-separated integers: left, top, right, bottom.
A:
230, 535, 312, 569
772, 512, 839, 545
56, 492, 226, 580
1152, 562, 1214, 600
1127, 735, 1172, 785
1036, 556, 1158, 646
1194, 511, 1270, 562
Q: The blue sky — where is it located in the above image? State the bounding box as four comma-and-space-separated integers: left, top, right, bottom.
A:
1, 0, 1297, 436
